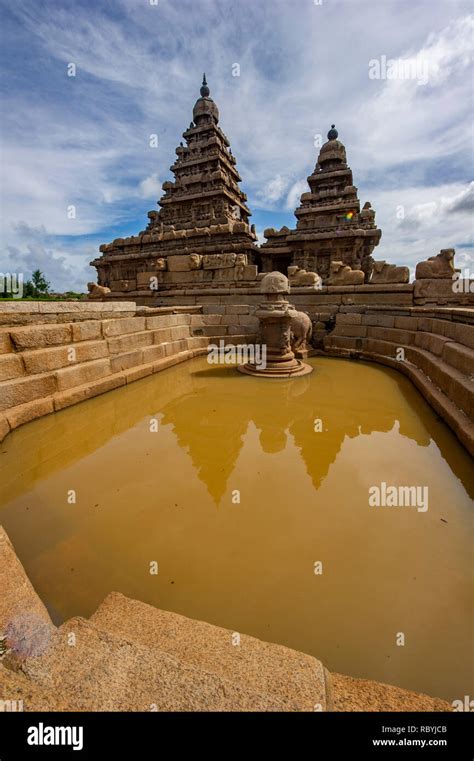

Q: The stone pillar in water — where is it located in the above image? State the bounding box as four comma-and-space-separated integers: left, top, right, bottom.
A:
238, 272, 313, 378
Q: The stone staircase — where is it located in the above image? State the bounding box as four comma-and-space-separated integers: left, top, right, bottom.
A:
0, 527, 451, 712
0, 306, 255, 443
323, 307, 474, 455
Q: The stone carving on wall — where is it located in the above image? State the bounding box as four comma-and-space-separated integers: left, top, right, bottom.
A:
156, 258, 167, 271
203, 253, 237, 269
189, 254, 203, 270
415, 249, 459, 279
370, 261, 410, 284
327, 261, 365, 285
360, 201, 376, 224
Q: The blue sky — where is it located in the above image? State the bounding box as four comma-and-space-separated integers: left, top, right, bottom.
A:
0, 0, 473, 290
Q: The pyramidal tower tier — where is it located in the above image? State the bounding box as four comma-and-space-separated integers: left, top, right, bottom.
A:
260, 126, 382, 282
91, 75, 259, 299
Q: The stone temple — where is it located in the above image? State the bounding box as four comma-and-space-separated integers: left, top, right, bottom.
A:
91, 78, 384, 301
260, 125, 382, 282
91, 75, 260, 298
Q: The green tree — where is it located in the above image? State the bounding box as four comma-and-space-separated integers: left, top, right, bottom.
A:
31, 270, 50, 296
23, 280, 35, 297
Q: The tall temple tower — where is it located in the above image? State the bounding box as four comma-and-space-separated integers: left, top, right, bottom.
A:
91, 75, 259, 297
259, 126, 382, 282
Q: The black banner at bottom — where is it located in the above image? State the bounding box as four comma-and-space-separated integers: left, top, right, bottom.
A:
0, 711, 472, 758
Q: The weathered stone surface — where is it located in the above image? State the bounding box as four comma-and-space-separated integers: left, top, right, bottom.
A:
415, 331, 451, 356
21, 616, 302, 712
9, 324, 73, 351
0, 527, 54, 656
151, 328, 172, 344
331, 673, 450, 712
110, 351, 143, 373
167, 255, 199, 272
53, 374, 126, 411
367, 326, 416, 345
0, 663, 65, 711
124, 365, 154, 383
0, 374, 57, 412
55, 358, 112, 392
0, 354, 24, 382
235, 264, 258, 281
141, 344, 166, 363
5, 398, 54, 431
224, 305, 250, 315
109, 279, 137, 292
107, 331, 153, 354
101, 317, 146, 337
442, 341, 474, 376
90, 593, 330, 711
0, 330, 13, 354
145, 315, 173, 330
414, 278, 474, 304
336, 313, 362, 325
332, 325, 367, 338
203, 254, 237, 269
393, 316, 419, 330
71, 321, 102, 342
22, 341, 108, 374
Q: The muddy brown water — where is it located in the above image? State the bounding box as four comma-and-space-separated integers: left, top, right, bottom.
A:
0, 356, 472, 702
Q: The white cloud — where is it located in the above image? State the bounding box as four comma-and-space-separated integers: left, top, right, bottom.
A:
256, 174, 288, 206
139, 173, 161, 199
285, 180, 307, 212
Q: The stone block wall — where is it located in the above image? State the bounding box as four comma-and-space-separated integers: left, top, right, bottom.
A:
321, 306, 474, 455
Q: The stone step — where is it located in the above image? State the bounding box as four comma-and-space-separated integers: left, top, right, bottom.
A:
89, 592, 331, 711
415, 330, 452, 356
441, 340, 474, 377
405, 345, 473, 418
21, 616, 302, 711
0, 663, 66, 712
21, 340, 109, 374
416, 317, 474, 350
331, 673, 451, 712
0, 371, 57, 412
0, 353, 24, 381
9, 324, 75, 351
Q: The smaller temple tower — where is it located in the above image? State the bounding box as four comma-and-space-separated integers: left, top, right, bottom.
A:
260, 126, 382, 282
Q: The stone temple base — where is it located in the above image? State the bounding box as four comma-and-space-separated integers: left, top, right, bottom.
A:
237, 360, 313, 378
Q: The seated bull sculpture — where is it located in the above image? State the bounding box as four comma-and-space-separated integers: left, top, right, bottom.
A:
327, 261, 365, 286
370, 260, 410, 284
415, 249, 460, 279
87, 282, 111, 299
288, 266, 322, 289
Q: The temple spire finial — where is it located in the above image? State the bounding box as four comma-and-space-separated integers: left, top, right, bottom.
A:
200, 73, 210, 98
327, 124, 338, 140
